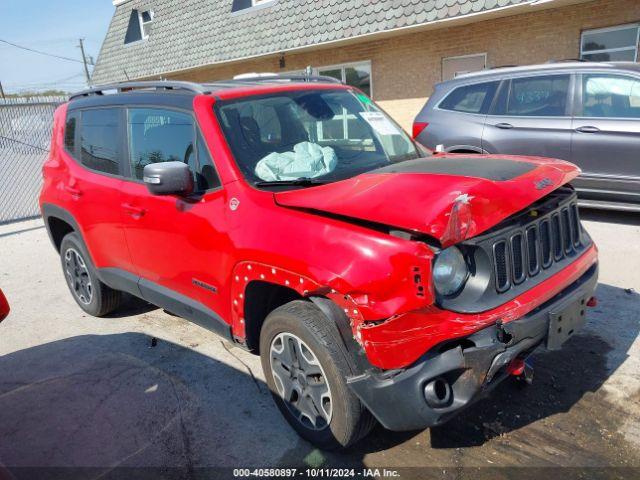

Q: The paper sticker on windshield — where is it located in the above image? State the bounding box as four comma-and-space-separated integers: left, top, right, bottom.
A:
359, 111, 401, 136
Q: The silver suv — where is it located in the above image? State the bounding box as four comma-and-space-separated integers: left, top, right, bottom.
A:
414, 62, 640, 212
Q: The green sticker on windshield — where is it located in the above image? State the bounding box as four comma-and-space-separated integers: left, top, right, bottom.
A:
356, 93, 372, 105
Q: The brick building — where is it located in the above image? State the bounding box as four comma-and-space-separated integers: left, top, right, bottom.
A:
92, 0, 639, 131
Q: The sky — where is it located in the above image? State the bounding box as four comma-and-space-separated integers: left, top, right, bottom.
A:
0, 0, 115, 94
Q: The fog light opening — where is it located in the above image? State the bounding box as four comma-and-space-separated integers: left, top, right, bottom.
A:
424, 377, 452, 408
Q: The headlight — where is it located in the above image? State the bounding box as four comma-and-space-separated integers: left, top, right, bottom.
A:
433, 247, 469, 296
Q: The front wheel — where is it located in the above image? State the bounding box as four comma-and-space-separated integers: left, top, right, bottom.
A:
259, 301, 375, 450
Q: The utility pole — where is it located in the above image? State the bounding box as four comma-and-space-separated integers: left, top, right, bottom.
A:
0, 81, 5, 100
78, 38, 92, 87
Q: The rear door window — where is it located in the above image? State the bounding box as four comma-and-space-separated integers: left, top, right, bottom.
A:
439, 81, 499, 114
502, 75, 570, 117
581, 74, 640, 118
80, 108, 122, 175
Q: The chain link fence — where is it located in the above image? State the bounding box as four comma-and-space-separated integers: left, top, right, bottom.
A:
0, 96, 65, 224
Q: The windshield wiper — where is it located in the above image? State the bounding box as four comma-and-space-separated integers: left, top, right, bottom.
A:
254, 177, 326, 187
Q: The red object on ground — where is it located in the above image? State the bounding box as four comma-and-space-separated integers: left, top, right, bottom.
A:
587, 296, 598, 307
0, 288, 9, 322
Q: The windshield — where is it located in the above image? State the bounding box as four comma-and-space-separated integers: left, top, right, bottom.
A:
215, 89, 427, 186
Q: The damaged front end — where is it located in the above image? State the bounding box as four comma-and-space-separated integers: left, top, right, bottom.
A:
349, 186, 597, 370
347, 261, 598, 431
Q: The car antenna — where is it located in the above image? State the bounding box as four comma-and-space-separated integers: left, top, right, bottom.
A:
123, 69, 130, 81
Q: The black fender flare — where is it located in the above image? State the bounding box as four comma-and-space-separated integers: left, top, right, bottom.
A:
309, 296, 374, 375
41, 203, 83, 251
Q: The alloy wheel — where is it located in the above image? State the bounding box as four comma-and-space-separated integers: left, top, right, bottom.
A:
269, 332, 333, 431
64, 247, 93, 305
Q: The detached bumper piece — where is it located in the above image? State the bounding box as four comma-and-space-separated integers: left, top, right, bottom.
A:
347, 264, 598, 431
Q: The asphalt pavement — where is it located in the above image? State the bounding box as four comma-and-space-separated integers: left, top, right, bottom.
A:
0, 211, 638, 477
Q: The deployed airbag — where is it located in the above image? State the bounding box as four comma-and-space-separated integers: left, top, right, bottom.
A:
255, 142, 337, 181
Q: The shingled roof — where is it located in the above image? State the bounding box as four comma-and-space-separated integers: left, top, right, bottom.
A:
92, 0, 529, 84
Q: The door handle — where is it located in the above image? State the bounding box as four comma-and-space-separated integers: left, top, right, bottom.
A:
576, 126, 600, 133
495, 123, 514, 129
121, 203, 146, 219
64, 185, 83, 198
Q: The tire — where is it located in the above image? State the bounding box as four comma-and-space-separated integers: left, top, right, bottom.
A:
260, 300, 375, 450
59, 232, 122, 317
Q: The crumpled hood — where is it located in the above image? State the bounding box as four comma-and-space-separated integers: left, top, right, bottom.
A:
274, 155, 581, 247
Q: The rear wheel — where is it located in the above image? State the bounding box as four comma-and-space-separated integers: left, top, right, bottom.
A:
60, 232, 122, 316
260, 300, 375, 449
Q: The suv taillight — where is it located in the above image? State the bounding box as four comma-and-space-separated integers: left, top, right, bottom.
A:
412, 122, 429, 139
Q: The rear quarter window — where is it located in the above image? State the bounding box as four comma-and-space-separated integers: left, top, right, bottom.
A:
439, 81, 499, 114
64, 113, 77, 152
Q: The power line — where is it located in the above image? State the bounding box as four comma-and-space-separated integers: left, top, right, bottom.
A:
0, 38, 95, 65
6, 76, 83, 87
0, 135, 50, 153
5, 73, 85, 88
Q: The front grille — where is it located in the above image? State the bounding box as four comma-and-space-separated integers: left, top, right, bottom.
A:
494, 241, 509, 292
491, 198, 583, 293
551, 213, 563, 260
526, 226, 539, 276
570, 204, 581, 247
540, 220, 552, 268
438, 188, 592, 314
511, 233, 525, 285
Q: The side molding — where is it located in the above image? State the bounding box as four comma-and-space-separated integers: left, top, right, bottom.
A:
97, 267, 234, 342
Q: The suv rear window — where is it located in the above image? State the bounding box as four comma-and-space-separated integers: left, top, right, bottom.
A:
439, 81, 499, 114
80, 109, 121, 175
499, 74, 570, 117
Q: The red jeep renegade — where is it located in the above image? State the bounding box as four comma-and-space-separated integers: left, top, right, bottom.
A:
40, 77, 598, 449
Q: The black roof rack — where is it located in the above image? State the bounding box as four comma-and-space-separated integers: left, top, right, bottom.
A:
69, 81, 210, 100
545, 58, 588, 63
70, 75, 343, 101
211, 74, 343, 85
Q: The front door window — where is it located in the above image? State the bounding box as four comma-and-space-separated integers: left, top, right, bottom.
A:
581, 74, 640, 119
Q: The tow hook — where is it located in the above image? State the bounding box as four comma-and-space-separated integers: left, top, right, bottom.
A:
508, 357, 534, 385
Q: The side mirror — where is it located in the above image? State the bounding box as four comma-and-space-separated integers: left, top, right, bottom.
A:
143, 161, 194, 196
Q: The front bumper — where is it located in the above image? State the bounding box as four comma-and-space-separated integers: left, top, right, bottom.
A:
347, 263, 598, 431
